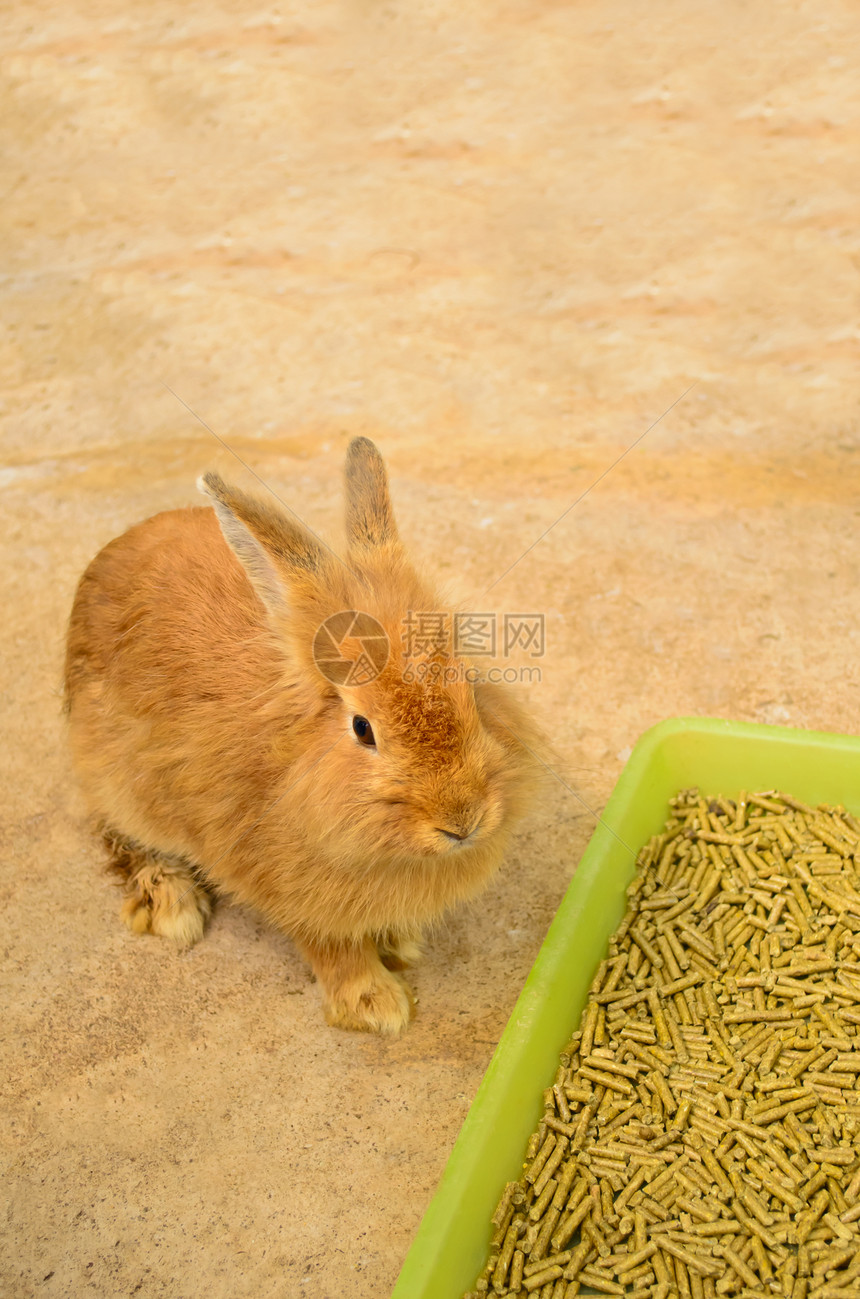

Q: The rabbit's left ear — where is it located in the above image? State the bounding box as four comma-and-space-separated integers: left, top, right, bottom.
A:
198, 471, 326, 614
344, 437, 400, 552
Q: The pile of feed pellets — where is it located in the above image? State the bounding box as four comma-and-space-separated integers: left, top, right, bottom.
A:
465, 790, 860, 1299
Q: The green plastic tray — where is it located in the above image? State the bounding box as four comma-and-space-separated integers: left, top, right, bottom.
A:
391, 715, 860, 1299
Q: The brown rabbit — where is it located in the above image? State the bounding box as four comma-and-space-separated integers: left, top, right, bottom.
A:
64, 438, 541, 1034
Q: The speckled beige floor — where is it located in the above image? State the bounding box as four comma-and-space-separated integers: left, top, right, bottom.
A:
2, 3, 860, 1297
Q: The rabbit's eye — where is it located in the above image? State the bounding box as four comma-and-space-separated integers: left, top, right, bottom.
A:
352, 715, 376, 746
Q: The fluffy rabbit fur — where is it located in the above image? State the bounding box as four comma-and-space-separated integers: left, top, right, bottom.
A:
65, 438, 541, 1034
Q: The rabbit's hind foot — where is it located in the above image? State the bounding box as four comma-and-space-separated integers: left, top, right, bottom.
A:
378, 929, 424, 972
103, 831, 212, 948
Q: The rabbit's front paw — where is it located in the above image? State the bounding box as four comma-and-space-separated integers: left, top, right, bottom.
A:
296, 935, 416, 1035
325, 965, 415, 1036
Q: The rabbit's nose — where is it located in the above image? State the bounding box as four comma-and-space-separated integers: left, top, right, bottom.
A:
437, 812, 483, 843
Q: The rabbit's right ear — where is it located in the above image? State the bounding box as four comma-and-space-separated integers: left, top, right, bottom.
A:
198, 472, 326, 614
344, 437, 401, 553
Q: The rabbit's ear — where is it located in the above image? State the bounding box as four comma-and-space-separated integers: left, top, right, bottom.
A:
344, 437, 400, 552
198, 472, 325, 613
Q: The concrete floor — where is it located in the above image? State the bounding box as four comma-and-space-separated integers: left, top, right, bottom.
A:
2, 2, 859, 1296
